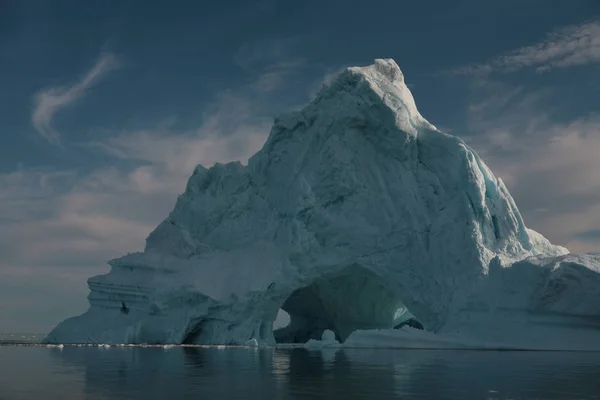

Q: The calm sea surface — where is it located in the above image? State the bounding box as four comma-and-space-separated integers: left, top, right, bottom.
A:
1, 340, 599, 399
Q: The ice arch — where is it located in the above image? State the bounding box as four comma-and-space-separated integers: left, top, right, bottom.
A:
172, 261, 424, 346
273, 264, 417, 343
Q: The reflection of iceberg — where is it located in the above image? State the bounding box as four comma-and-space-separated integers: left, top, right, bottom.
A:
338, 348, 600, 399
51, 346, 282, 399
44, 59, 600, 350
48, 346, 600, 399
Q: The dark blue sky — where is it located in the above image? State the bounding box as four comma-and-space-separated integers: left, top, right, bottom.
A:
1, 0, 600, 332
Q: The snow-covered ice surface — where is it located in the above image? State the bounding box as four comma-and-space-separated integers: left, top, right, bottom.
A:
44, 59, 600, 350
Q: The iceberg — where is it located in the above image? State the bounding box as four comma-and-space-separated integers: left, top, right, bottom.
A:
44, 59, 600, 350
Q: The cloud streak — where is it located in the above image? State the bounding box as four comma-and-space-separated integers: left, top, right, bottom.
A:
2, 59, 277, 333
0, 127, 267, 333
462, 81, 600, 253
31, 52, 120, 144
2, 40, 342, 333
233, 37, 302, 71
451, 19, 600, 75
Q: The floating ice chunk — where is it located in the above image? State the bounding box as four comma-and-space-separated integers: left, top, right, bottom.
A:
321, 329, 336, 341
304, 330, 341, 349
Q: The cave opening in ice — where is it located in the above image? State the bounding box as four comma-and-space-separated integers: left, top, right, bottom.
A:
273, 309, 291, 331
273, 264, 422, 344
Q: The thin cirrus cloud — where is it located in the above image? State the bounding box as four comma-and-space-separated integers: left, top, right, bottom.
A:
31, 52, 120, 145
5, 95, 272, 329
234, 37, 308, 94
0, 109, 270, 333
1, 43, 302, 332
451, 19, 600, 75
462, 80, 600, 253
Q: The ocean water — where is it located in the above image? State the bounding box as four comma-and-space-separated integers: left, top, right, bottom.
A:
1, 341, 600, 399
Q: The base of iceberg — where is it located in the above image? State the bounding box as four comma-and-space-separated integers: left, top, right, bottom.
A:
344, 326, 600, 351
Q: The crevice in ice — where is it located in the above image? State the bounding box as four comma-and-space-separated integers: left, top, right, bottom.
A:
491, 215, 500, 240
394, 318, 424, 330
181, 319, 206, 345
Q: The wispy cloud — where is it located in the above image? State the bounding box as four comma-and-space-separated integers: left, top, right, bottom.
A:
234, 38, 308, 94
90, 89, 271, 174
250, 60, 307, 93
463, 81, 600, 253
233, 37, 302, 71
451, 19, 600, 75
0, 164, 163, 332
0, 129, 265, 333
31, 52, 120, 144
2, 58, 278, 333
306, 65, 349, 100
1, 39, 346, 332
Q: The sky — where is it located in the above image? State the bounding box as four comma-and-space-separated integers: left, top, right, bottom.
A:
1, 0, 600, 333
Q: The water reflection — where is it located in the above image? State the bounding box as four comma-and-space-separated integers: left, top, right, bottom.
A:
2, 345, 599, 399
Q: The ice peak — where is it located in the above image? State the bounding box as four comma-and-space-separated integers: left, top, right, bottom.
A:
350, 58, 405, 83
315, 58, 436, 134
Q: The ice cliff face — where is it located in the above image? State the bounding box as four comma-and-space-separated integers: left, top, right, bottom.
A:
46, 59, 600, 347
